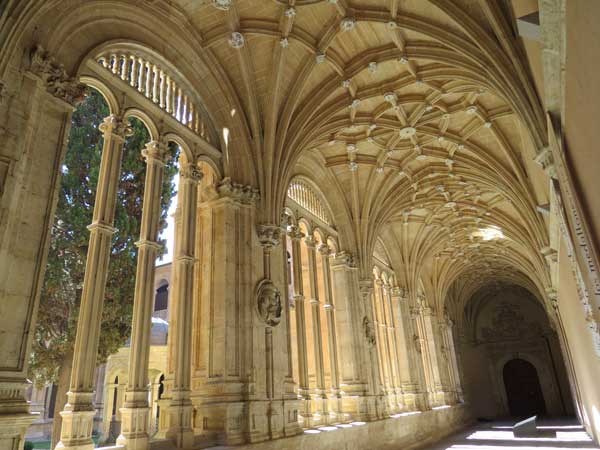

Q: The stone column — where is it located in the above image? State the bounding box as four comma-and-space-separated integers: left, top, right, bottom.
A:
118, 140, 169, 449
288, 227, 310, 398
389, 287, 417, 410
373, 279, 393, 406
382, 283, 400, 412
318, 245, 341, 411
408, 303, 430, 411
164, 163, 201, 448
361, 280, 386, 418
420, 306, 444, 406
57, 115, 132, 450
304, 236, 326, 420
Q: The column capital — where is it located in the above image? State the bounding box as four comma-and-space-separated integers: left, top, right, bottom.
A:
99, 114, 133, 141
390, 286, 407, 299
142, 140, 170, 165
87, 221, 117, 235
29, 45, 88, 107
216, 177, 260, 205
257, 223, 283, 249
330, 251, 355, 268
304, 235, 316, 248
180, 163, 203, 183
359, 279, 374, 298
317, 243, 331, 256
287, 225, 305, 241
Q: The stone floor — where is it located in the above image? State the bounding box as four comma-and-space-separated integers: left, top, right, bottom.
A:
418, 418, 598, 450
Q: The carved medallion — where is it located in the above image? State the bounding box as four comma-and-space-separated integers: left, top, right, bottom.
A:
256, 279, 282, 327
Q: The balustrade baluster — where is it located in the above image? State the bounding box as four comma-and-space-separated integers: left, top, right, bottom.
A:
138, 58, 145, 93
110, 54, 118, 74
159, 71, 166, 108
152, 65, 160, 103
171, 83, 177, 117
145, 62, 152, 98
176, 88, 183, 120
130, 56, 137, 88
120, 55, 127, 81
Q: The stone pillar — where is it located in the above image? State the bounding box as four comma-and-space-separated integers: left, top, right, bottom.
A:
318, 245, 341, 416
360, 279, 387, 419
192, 178, 264, 444
420, 306, 444, 406
57, 114, 132, 450
389, 287, 418, 410
118, 140, 169, 449
164, 163, 201, 448
0, 47, 86, 450
304, 236, 326, 422
288, 227, 310, 406
373, 279, 394, 411
408, 303, 430, 411
382, 283, 401, 412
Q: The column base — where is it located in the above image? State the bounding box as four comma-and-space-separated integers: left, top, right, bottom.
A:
164, 400, 194, 449
55, 409, 96, 450
116, 404, 149, 449
0, 412, 38, 450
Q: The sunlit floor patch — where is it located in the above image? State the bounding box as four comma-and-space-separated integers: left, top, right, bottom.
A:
466, 430, 592, 442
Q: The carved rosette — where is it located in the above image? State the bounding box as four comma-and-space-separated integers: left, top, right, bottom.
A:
29, 45, 88, 106
256, 279, 282, 327
257, 224, 282, 249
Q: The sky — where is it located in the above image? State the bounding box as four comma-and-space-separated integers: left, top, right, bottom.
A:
156, 172, 179, 265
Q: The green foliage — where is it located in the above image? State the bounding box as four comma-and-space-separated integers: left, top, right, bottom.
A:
24, 441, 34, 450
29, 90, 178, 386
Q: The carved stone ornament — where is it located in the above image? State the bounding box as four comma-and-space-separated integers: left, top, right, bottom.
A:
413, 334, 422, 353
30, 45, 88, 106
216, 177, 260, 204
180, 163, 203, 183
256, 279, 282, 327
229, 32, 245, 49
362, 316, 376, 346
98, 114, 133, 139
212, 0, 232, 10
257, 224, 282, 249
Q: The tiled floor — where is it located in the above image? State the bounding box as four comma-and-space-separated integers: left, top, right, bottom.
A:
421, 419, 598, 450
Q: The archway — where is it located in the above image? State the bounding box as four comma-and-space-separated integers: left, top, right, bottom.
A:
503, 358, 547, 418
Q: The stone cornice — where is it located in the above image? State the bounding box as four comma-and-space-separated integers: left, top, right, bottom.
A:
29, 45, 88, 107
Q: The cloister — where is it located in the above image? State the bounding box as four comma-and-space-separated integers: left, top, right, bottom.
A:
1, 1, 600, 450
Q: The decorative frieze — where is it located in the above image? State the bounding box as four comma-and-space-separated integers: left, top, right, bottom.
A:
29, 45, 88, 106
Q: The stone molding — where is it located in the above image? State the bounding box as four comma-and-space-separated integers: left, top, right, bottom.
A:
29, 45, 88, 106
330, 251, 355, 268
216, 177, 259, 204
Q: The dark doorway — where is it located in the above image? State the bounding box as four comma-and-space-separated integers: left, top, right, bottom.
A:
503, 358, 547, 418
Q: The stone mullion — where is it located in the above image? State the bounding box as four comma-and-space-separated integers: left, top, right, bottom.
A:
118, 140, 169, 448
289, 228, 310, 398
377, 282, 394, 400
305, 237, 326, 397
165, 164, 201, 448
57, 115, 131, 450
319, 245, 340, 398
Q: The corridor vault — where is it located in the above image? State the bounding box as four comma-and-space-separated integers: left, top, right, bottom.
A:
0, 0, 599, 449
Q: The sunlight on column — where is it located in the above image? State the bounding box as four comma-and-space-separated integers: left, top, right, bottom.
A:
156, 172, 179, 265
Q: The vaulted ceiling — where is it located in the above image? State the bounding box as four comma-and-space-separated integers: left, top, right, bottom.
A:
174, 0, 550, 310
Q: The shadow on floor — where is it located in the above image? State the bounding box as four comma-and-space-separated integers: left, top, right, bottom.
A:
421, 418, 597, 450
